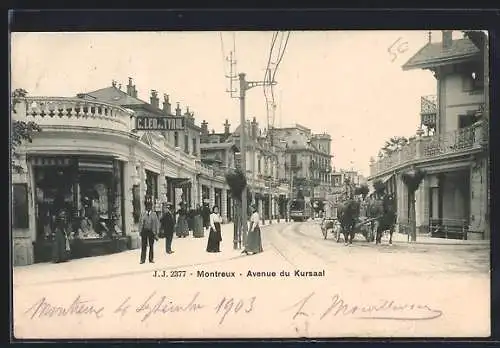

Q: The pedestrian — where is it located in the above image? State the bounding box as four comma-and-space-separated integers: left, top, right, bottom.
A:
187, 205, 195, 235
206, 205, 222, 253
242, 204, 263, 255
138, 196, 159, 264
52, 209, 70, 263
176, 202, 189, 238
160, 202, 176, 254
193, 204, 204, 238
202, 201, 211, 236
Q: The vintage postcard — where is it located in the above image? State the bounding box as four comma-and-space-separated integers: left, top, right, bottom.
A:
11, 30, 490, 339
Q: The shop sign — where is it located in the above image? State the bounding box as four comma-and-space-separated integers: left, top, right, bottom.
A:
135, 116, 186, 131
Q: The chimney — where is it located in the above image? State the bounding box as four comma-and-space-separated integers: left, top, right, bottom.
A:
127, 77, 134, 96
175, 102, 182, 116
442, 30, 453, 49
251, 117, 258, 140
162, 94, 171, 114
223, 119, 231, 135
150, 90, 159, 108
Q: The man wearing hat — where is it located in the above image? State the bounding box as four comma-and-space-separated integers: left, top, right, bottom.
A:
160, 201, 176, 254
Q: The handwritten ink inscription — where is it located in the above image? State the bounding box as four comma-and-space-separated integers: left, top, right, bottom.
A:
284, 292, 443, 321
388, 37, 409, 62
23, 292, 257, 325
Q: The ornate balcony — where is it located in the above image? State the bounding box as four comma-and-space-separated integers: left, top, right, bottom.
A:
21, 97, 134, 133
420, 95, 437, 129
369, 120, 488, 178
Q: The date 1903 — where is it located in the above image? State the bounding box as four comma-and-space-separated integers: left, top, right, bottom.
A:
153, 270, 187, 278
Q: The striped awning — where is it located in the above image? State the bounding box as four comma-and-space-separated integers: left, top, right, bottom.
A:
29, 157, 72, 166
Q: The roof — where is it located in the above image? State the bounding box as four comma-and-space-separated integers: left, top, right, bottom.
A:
402, 38, 481, 71
79, 86, 147, 106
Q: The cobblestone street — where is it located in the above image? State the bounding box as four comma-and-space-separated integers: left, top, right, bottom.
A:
13, 220, 490, 339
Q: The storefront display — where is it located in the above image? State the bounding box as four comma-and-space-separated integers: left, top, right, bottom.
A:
31, 156, 128, 262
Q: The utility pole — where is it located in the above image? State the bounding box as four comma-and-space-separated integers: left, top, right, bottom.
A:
239, 72, 277, 248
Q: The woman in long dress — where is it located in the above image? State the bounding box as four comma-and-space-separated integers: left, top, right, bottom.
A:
52, 209, 69, 263
176, 202, 189, 238
243, 204, 263, 255
206, 206, 222, 252
193, 204, 204, 238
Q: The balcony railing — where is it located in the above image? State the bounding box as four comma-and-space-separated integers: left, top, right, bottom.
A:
22, 96, 134, 133
370, 120, 487, 177
421, 95, 437, 114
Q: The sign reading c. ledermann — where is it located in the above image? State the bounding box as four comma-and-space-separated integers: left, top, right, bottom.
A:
135, 116, 186, 131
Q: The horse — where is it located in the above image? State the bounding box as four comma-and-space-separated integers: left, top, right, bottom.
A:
321, 218, 342, 242
367, 194, 397, 245
337, 199, 361, 245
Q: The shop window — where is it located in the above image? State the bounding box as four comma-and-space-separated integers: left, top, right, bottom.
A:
13, 184, 29, 229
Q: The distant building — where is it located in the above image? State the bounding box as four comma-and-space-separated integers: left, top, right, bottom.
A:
271, 124, 334, 201
199, 117, 291, 220
368, 31, 488, 240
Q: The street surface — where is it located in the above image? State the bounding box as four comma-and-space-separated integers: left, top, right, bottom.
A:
13, 221, 490, 339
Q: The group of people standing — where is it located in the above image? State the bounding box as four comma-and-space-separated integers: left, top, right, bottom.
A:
138, 197, 264, 263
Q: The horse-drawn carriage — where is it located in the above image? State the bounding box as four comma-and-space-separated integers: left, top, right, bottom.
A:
321, 194, 396, 245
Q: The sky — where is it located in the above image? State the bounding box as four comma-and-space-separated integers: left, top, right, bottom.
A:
10, 30, 466, 176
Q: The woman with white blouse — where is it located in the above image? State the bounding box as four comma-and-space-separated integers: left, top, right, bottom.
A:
242, 204, 263, 255
206, 205, 222, 253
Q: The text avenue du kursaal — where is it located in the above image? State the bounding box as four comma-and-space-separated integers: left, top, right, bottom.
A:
153, 269, 326, 279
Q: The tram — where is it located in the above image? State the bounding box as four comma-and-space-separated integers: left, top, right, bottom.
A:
289, 198, 312, 222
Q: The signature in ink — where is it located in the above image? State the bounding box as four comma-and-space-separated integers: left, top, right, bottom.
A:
24, 295, 105, 320
284, 292, 443, 321
388, 37, 409, 62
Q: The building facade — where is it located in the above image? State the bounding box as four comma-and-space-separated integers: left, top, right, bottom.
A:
368, 31, 489, 240
11, 80, 231, 266
271, 124, 334, 201
199, 117, 291, 222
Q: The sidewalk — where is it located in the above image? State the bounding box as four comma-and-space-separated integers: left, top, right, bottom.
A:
391, 232, 490, 246
13, 220, 287, 286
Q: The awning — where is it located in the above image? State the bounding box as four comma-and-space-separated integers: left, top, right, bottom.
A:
382, 174, 395, 184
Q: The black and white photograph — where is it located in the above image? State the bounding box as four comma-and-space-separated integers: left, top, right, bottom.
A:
10, 28, 490, 339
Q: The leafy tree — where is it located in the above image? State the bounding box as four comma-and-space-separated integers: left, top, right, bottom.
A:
355, 184, 370, 200
380, 136, 409, 157
11, 89, 41, 174
372, 179, 386, 199
225, 168, 247, 245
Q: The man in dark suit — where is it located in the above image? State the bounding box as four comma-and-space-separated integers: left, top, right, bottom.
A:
160, 202, 176, 254
138, 196, 159, 263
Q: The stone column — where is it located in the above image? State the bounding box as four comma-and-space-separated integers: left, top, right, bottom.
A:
197, 180, 202, 205
221, 188, 228, 223
158, 160, 167, 202
269, 194, 273, 224
396, 173, 408, 234
139, 162, 146, 210
123, 160, 135, 235
469, 160, 488, 239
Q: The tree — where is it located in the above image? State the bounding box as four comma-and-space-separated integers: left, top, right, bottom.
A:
11, 88, 41, 174
355, 184, 370, 200
380, 136, 409, 157
225, 168, 247, 248
372, 179, 386, 199
401, 168, 426, 242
